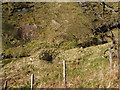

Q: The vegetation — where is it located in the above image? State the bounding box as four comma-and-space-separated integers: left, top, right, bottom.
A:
2, 43, 118, 88
1, 2, 119, 88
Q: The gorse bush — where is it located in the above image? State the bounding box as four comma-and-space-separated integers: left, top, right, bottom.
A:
39, 51, 53, 62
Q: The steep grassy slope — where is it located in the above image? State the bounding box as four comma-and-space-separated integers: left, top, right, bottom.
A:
2, 2, 119, 58
2, 2, 96, 58
2, 2, 93, 48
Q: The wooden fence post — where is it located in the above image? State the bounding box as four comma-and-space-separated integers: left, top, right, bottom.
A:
3, 80, 7, 90
108, 48, 113, 71
31, 74, 34, 90
63, 60, 66, 87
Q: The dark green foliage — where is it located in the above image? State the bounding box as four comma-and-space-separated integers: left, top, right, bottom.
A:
39, 52, 52, 62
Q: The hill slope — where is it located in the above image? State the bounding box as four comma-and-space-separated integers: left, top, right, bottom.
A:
2, 2, 119, 88
2, 42, 118, 88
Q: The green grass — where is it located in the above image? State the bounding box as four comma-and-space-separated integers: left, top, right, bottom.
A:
3, 58, 20, 67
2, 41, 118, 88
1, 2, 119, 88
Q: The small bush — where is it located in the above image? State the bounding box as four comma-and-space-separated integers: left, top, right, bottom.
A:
39, 52, 52, 62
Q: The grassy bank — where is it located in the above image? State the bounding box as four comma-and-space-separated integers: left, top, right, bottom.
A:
2, 42, 118, 88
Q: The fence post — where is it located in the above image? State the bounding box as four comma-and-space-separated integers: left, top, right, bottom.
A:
3, 80, 7, 90
108, 48, 113, 71
31, 74, 34, 90
63, 60, 66, 87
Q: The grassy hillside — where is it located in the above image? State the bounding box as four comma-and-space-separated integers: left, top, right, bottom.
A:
2, 2, 119, 58
2, 42, 118, 88
2, 29, 119, 88
1, 2, 119, 88
2, 2, 96, 58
